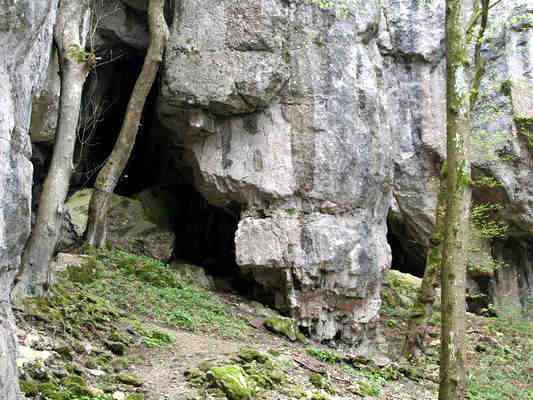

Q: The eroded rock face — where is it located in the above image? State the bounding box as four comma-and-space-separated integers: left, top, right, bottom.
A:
0, 1, 58, 398
158, 0, 533, 339
159, 0, 393, 344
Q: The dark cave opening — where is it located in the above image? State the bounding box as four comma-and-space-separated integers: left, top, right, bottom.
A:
171, 185, 242, 280
387, 213, 427, 278
75, 51, 245, 288
73, 51, 151, 195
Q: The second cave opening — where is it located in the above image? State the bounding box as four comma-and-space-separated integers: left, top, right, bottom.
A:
387, 213, 427, 278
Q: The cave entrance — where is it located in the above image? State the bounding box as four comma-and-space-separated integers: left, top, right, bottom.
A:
72, 46, 247, 292
387, 213, 427, 278
171, 185, 242, 281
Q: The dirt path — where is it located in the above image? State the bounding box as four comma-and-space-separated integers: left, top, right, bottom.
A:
133, 329, 244, 399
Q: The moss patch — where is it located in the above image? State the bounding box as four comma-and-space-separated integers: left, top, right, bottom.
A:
263, 316, 305, 342
208, 365, 254, 400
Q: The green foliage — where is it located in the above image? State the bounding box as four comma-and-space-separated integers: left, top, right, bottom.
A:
66, 44, 97, 69
142, 328, 175, 348
515, 116, 533, 148
472, 175, 501, 189
309, 373, 335, 394
467, 312, 533, 400
306, 348, 342, 364
471, 202, 508, 240
500, 80, 512, 97
90, 249, 248, 337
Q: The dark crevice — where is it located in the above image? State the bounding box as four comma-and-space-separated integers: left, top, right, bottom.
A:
387, 213, 426, 277
68, 44, 265, 302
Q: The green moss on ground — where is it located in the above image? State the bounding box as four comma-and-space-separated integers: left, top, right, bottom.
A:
86, 249, 249, 338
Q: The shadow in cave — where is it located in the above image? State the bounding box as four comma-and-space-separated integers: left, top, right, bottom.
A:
387, 214, 427, 278
72, 49, 255, 298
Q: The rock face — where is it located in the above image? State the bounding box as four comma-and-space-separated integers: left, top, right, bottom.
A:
159, 0, 393, 344
158, 0, 533, 343
0, 1, 58, 398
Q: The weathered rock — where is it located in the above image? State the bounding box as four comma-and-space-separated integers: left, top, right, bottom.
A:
117, 373, 143, 387
0, 1, 58, 398
159, 0, 393, 344
171, 261, 215, 290
93, 0, 149, 51
63, 189, 175, 261
30, 47, 60, 144
16, 346, 54, 369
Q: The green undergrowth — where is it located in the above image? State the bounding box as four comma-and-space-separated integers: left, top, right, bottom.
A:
82, 248, 248, 338
467, 311, 533, 400
18, 248, 248, 400
19, 256, 167, 399
380, 272, 532, 400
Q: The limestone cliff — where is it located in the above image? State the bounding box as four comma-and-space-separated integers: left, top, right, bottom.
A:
1, 6, 532, 400
0, 1, 58, 398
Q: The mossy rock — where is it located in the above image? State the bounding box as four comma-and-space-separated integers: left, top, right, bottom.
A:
117, 373, 144, 387
208, 365, 254, 400
63, 375, 92, 395
263, 316, 304, 342
184, 367, 206, 386
238, 348, 271, 364
105, 340, 127, 356
20, 379, 39, 397
309, 373, 334, 394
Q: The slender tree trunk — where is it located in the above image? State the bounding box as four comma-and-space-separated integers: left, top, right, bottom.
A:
85, 0, 169, 247
439, 0, 472, 398
405, 0, 492, 363
404, 182, 446, 358
12, 0, 92, 301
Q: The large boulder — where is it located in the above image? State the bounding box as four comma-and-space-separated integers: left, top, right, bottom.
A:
63, 189, 175, 261
0, 1, 58, 398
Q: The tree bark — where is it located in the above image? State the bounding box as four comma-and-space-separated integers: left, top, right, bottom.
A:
404, 181, 446, 359
405, 0, 492, 363
439, 0, 472, 398
12, 0, 92, 301
85, 0, 169, 247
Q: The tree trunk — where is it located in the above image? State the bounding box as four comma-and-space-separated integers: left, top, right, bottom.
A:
12, 0, 92, 301
405, 0, 492, 363
85, 0, 169, 247
439, 0, 472, 398
404, 182, 446, 359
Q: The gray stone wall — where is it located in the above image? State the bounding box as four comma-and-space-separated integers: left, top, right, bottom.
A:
0, 1, 57, 398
